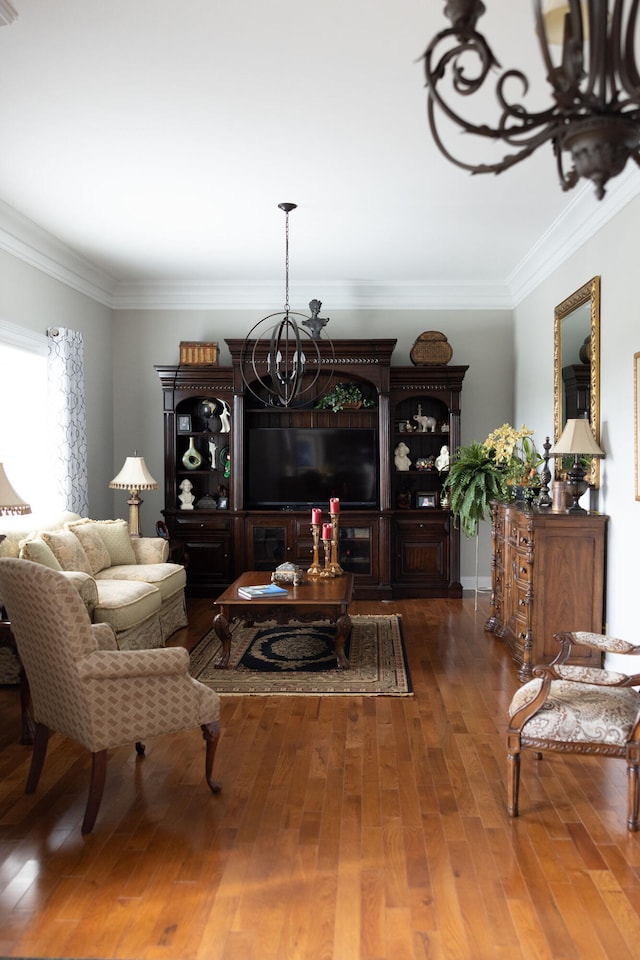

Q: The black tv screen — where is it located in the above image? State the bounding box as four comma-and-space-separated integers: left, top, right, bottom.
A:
246, 428, 378, 509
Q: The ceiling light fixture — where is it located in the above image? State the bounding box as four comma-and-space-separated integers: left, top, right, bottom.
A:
239, 203, 334, 408
421, 1, 640, 199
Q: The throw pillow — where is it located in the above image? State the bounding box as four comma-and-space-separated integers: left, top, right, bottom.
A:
41, 529, 92, 574
82, 518, 136, 566
65, 520, 111, 575
18, 536, 63, 570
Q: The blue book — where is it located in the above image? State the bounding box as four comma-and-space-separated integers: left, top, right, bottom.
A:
237, 583, 289, 599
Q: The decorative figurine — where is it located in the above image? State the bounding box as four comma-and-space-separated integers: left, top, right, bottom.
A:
218, 399, 231, 434
435, 445, 450, 472
394, 441, 412, 471
302, 299, 330, 339
208, 436, 217, 468
178, 478, 195, 510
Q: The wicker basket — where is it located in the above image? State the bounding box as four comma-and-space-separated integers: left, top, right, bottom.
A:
410, 331, 453, 366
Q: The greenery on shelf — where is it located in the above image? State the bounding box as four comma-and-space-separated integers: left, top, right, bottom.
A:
442, 442, 508, 539
315, 382, 375, 413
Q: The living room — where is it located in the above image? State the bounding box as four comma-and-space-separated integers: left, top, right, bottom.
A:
1, 2, 640, 958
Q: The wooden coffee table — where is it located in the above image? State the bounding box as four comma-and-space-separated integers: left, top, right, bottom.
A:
212, 571, 355, 670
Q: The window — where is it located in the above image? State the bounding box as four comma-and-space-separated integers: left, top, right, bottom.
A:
0, 329, 63, 516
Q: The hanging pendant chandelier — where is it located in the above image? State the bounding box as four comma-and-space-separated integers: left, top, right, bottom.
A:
239, 203, 333, 408
421, 1, 640, 199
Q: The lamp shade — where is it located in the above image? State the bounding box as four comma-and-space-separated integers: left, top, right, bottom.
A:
542, 1, 590, 45
109, 456, 158, 492
0, 463, 31, 516
550, 419, 605, 458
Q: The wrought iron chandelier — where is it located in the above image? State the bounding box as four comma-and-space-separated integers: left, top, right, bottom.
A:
239, 203, 333, 408
422, 1, 640, 199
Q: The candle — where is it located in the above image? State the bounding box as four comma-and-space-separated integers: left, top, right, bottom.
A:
311, 508, 322, 525
322, 523, 332, 540
329, 498, 340, 514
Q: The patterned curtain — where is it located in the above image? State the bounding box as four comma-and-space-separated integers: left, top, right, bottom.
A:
47, 327, 89, 515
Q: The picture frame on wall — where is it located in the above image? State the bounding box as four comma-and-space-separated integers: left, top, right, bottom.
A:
417, 492, 438, 508
178, 415, 192, 434
635, 352, 640, 500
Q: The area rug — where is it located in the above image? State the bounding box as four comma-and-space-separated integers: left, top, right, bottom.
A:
189, 614, 412, 696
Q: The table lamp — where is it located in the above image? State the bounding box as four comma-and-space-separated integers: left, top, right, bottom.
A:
109, 453, 158, 537
0, 463, 31, 546
549, 419, 605, 513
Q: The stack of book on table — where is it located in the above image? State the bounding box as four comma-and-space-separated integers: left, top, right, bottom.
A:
237, 583, 289, 600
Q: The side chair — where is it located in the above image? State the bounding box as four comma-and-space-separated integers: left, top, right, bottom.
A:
0, 557, 222, 834
507, 630, 640, 831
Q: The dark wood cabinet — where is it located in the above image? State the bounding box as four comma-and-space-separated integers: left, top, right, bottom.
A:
486, 501, 608, 679
156, 344, 467, 599
389, 366, 467, 598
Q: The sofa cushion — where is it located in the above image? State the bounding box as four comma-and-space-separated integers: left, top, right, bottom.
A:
93, 579, 161, 633
41, 529, 92, 574
18, 536, 63, 570
95, 562, 187, 603
65, 520, 112, 574
82, 519, 137, 565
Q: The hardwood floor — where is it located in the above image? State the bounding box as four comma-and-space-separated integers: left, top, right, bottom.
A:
1, 594, 640, 959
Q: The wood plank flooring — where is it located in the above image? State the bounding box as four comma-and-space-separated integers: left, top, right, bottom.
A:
1, 594, 640, 959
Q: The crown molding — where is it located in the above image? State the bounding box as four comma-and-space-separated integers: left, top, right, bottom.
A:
0, 199, 116, 307
507, 165, 640, 305
1, 166, 639, 312
110, 279, 513, 311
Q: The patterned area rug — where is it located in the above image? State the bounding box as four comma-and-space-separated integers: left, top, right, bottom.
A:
190, 614, 412, 696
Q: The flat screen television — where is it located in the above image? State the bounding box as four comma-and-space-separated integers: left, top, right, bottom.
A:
246, 427, 378, 510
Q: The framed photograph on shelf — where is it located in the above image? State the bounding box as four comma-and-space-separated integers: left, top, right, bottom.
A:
416, 492, 438, 508
177, 415, 192, 434
635, 352, 640, 500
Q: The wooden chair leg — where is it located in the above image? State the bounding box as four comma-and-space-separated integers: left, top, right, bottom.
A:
201, 721, 222, 794
82, 749, 108, 835
627, 757, 640, 831
506, 735, 521, 817
135, 741, 146, 756
25, 722, 49, 793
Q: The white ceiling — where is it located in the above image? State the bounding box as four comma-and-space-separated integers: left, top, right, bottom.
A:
0, 0, 637, 310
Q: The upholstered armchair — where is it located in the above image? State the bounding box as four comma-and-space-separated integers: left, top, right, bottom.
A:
0, 557, 221, 834
507, 631, 640, 831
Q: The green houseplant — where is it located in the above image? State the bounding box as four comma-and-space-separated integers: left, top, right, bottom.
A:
442, 441, 508, 539
315, 382, 375, 413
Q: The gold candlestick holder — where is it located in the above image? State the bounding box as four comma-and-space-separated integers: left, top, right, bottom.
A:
307, 523, 323, 577
321, 536, 334, 577
330, 513, 344, 576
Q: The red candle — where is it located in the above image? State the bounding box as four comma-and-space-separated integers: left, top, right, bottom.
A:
329, 498, 340, 514
311, 508, 322, 525
322, 523, 332, 540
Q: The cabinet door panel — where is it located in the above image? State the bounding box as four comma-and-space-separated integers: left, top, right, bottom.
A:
184, 539, 232, 590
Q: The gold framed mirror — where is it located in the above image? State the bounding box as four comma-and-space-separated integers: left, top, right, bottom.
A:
553, 276, 601, 487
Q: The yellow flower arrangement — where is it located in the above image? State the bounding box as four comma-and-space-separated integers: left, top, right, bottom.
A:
483, 423, 541, 489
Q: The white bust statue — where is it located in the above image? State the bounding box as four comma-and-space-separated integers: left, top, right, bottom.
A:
435, 444, 450, 472
394, 441, 411, 471
179, 478, 195, 510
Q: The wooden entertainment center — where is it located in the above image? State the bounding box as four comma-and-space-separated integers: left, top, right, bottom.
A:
156, 339, 468, 599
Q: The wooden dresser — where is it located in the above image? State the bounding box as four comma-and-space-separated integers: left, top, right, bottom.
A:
485, 501, 608, 680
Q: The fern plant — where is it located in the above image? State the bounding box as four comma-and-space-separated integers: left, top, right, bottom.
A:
442, 442, 508, 539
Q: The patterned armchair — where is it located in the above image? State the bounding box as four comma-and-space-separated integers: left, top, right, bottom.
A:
0, 557, 222, 834
507, 631, 640, 830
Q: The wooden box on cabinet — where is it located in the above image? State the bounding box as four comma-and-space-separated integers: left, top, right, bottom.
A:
486, 501, 607, 680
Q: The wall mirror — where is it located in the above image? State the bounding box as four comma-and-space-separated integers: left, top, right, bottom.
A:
553, 276, 601, 487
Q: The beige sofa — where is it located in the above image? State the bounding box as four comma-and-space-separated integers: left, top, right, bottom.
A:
0, 513, 187, 673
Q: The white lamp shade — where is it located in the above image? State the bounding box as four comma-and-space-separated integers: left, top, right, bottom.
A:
109, 456, 158, 491
550, 418, 605, 458
0, 463, 31, 515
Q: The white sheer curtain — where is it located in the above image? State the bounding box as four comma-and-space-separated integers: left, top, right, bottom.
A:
47, 327, 89, 515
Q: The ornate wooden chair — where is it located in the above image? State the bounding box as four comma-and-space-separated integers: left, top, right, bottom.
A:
507, 631, 640, 830
0, 557, 221, 834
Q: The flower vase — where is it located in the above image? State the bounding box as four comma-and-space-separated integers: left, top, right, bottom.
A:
182, 437, 202, 470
